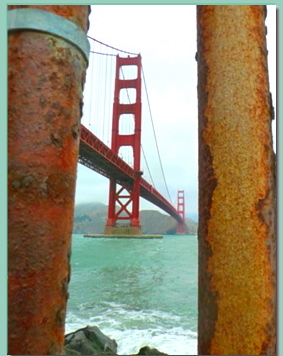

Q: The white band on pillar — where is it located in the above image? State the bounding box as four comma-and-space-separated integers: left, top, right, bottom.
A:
8, 8, 90, 63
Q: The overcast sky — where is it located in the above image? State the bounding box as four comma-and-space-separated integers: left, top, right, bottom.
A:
75, 5, 277, 220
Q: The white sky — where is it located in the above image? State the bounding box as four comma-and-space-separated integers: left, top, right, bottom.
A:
75, 5, 277, 220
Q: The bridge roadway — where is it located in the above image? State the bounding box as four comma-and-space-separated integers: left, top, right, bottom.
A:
78, 124, 183, 224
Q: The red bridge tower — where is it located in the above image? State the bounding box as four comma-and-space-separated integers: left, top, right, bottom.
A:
176, 190, 186, 234
104, 55, 142, 236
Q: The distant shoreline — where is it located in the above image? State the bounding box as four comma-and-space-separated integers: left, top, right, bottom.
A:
73, 202, 198, 235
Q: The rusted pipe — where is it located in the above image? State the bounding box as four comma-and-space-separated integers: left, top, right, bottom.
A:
8, 5, 90, 355
197, 5, 276, 355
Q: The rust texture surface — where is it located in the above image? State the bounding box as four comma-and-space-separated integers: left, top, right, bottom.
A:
8, 5, 90, 355
197, 5, 276, 355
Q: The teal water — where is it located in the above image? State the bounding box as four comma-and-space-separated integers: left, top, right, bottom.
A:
66, 234, 198, 355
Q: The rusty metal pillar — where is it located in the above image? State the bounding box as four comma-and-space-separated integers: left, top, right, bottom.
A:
8, 5, 90, 355
197, 5, 276, 355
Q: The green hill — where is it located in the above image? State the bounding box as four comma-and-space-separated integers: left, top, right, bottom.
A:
73, 202, 198, 235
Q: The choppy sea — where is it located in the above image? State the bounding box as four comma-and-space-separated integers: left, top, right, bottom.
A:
65, 234, 198, 355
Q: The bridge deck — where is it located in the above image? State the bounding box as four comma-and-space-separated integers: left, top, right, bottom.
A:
78, 125, 183, 223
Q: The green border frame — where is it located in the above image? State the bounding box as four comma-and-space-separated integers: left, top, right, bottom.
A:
3, 2, 280, 355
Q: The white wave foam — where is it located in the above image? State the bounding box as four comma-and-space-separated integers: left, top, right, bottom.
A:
65, 302, 198, 355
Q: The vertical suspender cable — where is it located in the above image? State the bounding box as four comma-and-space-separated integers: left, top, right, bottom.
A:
141, 65, 173, 205
88, 52, 95, 131
102, 49, 108, 142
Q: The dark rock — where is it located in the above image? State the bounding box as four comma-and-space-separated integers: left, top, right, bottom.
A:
64, 325, 118, 355
64, 345, 81, 355
135, 346, 168, 355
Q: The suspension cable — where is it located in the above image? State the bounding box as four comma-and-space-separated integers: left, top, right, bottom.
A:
141, 144, 156, 187
141, 65, 173, 205
88, 35, 139, 56
102, 47, 109, 141
87, 53, 94, 131
90, 50, 117, 56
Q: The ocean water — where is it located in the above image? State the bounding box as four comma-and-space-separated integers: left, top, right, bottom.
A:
65, 234, 198, 355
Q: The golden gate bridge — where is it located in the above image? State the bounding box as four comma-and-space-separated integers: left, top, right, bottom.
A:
79, 36, 187, 235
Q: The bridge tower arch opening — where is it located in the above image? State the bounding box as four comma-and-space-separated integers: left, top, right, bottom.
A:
104, 55, 142, 236
119, 113, 135, 135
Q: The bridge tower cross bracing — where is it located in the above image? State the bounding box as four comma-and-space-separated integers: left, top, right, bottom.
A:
105, 55, 142, 236
176, 190, 186, 235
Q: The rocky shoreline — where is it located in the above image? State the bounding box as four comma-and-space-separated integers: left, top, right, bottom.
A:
64, 325, 168, 355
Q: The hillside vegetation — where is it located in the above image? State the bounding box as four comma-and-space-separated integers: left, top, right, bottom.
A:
73, 203, 198, 235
